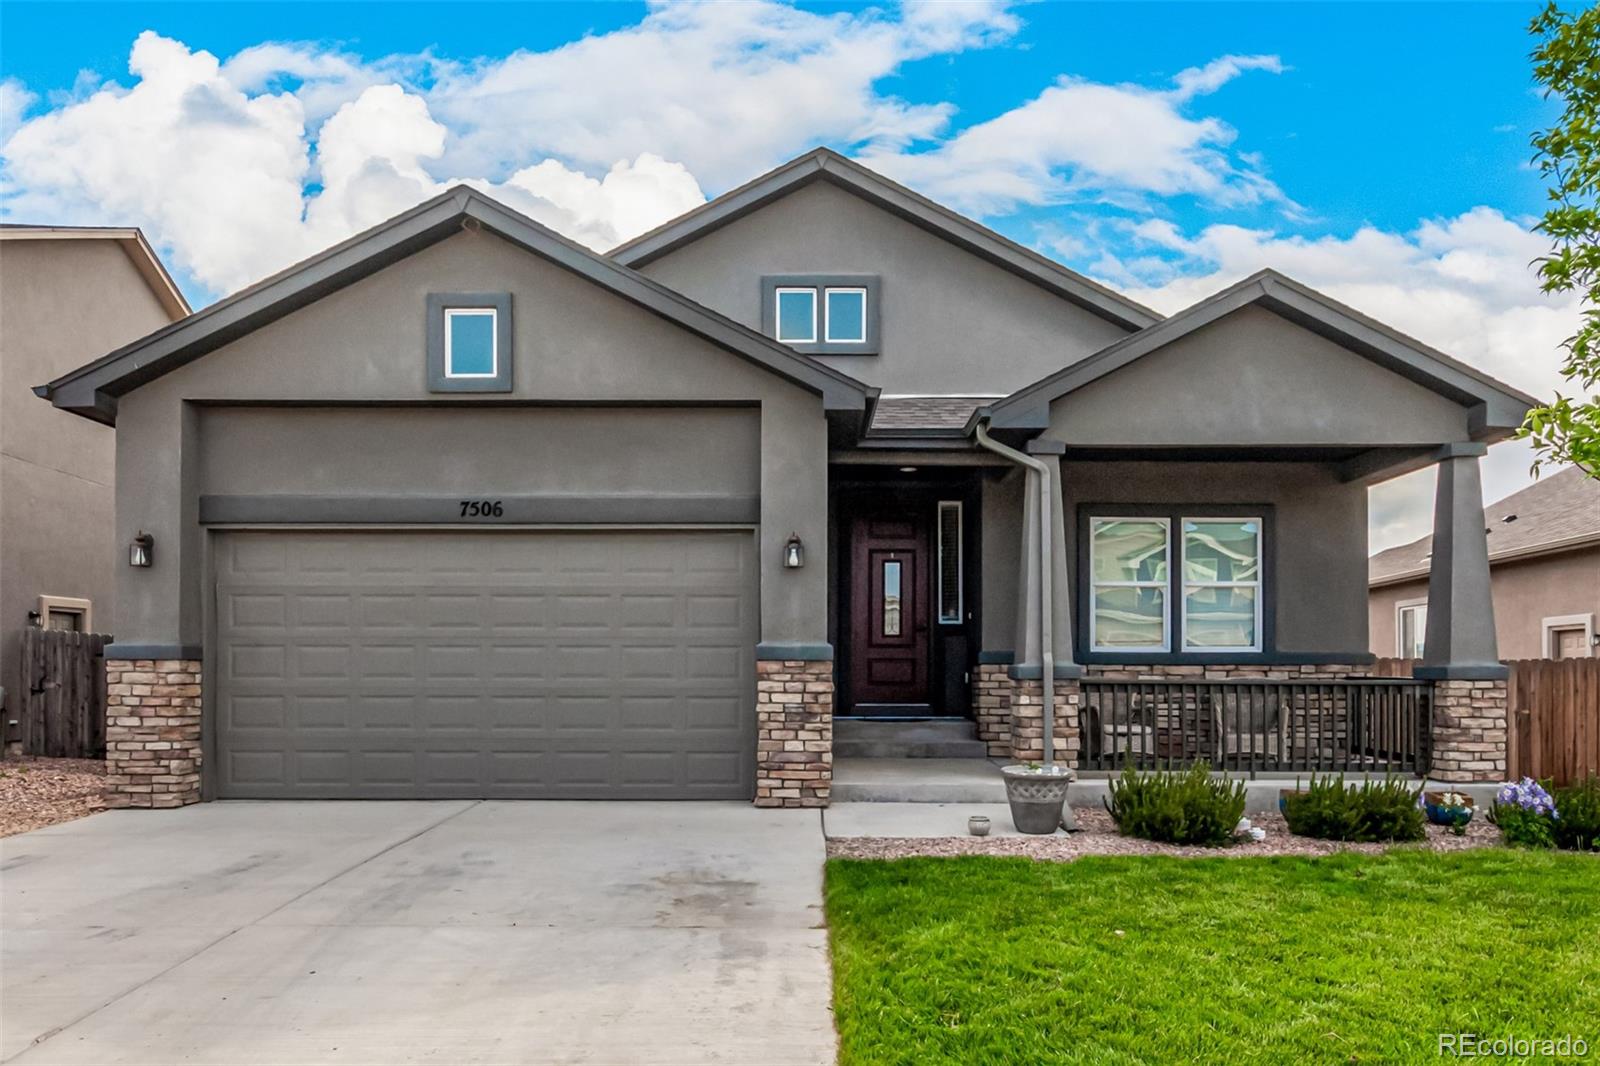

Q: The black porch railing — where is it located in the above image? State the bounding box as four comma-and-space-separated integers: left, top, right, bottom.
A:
1078, 678, 1431, 776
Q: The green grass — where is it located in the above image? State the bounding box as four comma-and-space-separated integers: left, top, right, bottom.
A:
826, 851, 1600, 1064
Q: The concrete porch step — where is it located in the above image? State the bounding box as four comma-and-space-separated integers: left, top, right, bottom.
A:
831, 757, 1009, 802
832, 719, 990, 759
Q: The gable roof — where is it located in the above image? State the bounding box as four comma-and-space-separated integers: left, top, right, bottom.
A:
1, 224, 190, 320
978, 268, 1540, 437
609, 147, 1162, 333
36, 186, 875, 425
1369, 465, 1600, 587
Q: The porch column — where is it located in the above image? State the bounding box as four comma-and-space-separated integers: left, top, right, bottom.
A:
1414, 444, 1508, 784
1008, 442, 1081, 767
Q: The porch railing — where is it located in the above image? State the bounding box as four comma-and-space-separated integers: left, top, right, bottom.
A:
1078, 678, 1431, 776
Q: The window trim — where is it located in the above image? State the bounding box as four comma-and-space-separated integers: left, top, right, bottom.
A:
426, 292, 513, 393
937, 500, 964, 624
773, 287, 818, 344
1395, 597, 1428, 659
824, 287, 869, 345
761, 275, 880, 354
1179, 516, 1263, 653
1075, 503, 1277, 663
443, 308, 499, 379
37, 595, 92, 633
1542, 612, 1595, 658
1088, 516, 1172, 653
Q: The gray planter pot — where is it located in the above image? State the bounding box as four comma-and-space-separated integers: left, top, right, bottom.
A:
1002, 765, 1073, 835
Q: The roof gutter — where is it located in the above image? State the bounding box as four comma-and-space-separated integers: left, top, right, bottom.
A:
973, 417, 1057, 769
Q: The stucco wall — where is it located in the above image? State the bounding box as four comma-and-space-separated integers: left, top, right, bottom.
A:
111, 229, 831, 650
636, 181, 1130, 395
1370, 546, 1600, 660
1049, 306, 1475, 447
1060, 460, 1370, 658
979, 467, 1024, 653
1, 239, 173, 716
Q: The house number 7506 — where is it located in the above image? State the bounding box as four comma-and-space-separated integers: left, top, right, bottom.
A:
459, 500, 504, 518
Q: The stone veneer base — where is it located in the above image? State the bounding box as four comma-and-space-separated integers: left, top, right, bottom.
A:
755, 659, 833, 808
105, 659, 203, 809
1007, 678, 1082, 766
974, 664, 1012, 757
1429, 678, 1509, 783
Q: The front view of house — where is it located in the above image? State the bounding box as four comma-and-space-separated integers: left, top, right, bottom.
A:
38, 150, 1534, 808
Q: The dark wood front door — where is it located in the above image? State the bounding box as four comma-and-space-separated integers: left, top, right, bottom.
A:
849, 514, 930, 710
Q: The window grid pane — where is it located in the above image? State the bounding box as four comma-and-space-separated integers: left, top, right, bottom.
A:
1090, 518, 1170, 650
1181, 518, 1260, 650
775, 289, 817, 343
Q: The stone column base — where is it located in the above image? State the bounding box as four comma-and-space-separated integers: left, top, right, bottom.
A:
1008, 678, 1081, 767
1430, 678, 1508, 783
105, 659, 203, 808
755, 659, 833, 807
974, 664, 1012, 757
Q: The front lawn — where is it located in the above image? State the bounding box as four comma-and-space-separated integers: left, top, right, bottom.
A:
826, 851, 1600, 1064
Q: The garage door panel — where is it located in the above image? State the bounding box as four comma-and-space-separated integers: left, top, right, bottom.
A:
214, 530, 756, 799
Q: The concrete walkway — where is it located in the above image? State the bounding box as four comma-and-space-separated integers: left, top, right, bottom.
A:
1, 802, 834, 1065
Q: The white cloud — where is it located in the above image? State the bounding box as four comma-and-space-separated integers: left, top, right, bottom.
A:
1094, 209, 1580, 551
0, 78, 36, 143
857, 54, 1287, 216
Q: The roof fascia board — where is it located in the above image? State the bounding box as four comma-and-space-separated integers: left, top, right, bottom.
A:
612, 149, 1161, 332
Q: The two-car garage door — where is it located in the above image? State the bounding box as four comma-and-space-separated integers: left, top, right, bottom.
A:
213, 530, 757, 799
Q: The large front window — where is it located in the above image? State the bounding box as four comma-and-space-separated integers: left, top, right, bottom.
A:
1089, 513, 1263, 654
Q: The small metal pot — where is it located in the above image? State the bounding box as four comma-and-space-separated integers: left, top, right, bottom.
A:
968, 815, 991, 837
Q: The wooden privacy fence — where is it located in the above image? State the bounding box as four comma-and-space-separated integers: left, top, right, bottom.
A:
16, 629, 112, 758
1372, 657, 1600, 786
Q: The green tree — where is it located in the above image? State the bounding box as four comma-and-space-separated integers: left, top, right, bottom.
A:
1523, 2, 1600, 476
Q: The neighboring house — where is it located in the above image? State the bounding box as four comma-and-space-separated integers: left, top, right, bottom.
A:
36, 149, 1536, 808
0, 226, 188, 735
1370, 466, 1600, 661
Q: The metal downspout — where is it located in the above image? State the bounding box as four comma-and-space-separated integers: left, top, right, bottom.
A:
973, 418, 1055, 768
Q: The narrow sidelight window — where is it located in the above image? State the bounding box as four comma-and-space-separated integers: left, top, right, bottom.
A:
937, 501, 962, 624
775, 288, 818, 343
1181, 518, 1262, 651
1090, 518, 1170, 651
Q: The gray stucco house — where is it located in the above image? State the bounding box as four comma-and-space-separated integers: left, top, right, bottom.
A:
37, 149, 1534, 808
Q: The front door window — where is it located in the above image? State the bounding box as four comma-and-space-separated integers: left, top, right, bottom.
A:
882, 560, 902, 636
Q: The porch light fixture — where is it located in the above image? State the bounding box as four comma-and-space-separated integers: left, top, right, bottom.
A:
899, 466, 919, 473
129, 531, 153, 568
783, 532, 805, 569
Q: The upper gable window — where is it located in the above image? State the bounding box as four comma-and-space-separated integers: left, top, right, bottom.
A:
762, 275, 879, 355
427, 293, 512, 393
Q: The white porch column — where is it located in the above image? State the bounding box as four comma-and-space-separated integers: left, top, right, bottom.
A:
1414, 444, 1506, 680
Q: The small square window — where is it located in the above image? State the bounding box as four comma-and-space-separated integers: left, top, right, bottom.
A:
775, 288, 817, 343
445, 309, 497, 378
825, 288, 867, 343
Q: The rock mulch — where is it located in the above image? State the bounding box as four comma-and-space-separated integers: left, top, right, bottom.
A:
0, 757, 107, 838
827, 805, 1504, 861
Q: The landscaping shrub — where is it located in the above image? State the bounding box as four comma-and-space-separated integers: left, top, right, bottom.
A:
1490, 778, 1559, 849
1282, 775, 1425, 843
1105, 764, 1246, 846
1552, 775, 1600, 852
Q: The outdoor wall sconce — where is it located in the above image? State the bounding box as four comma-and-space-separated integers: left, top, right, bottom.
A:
783, 532, 805, 569
129, 531, 153, 568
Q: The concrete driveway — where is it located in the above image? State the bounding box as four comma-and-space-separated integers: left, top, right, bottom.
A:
1, 802, 834, 1065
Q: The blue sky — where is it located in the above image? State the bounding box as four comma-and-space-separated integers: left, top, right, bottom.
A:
0, 2, 1578, 545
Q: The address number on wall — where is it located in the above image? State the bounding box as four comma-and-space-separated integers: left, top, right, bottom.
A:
459, 499, 505, 518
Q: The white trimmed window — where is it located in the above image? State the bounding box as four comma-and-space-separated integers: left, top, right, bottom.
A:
824, 287, 868, 344
444, 308, 498, 378
1089, 518, 1170, 651
774, 288, 818, 343
1397, 600, 1428, 659
1180, 518, 1262, 651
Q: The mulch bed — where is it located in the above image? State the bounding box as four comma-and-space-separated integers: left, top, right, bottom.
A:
0, 757, 107, 838
827, 805, 1505, 861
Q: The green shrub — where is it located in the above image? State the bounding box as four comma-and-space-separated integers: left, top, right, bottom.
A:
1282, 775, 1425, 843
1105, 764, 1246, 847
1553, 775, 1600, 852
1490, 778, 1559, 849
